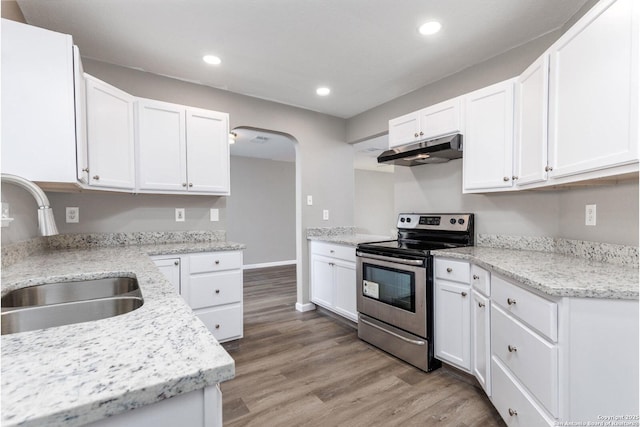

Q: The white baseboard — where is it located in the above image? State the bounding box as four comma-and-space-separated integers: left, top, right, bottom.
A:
295, 302, 316, 312
243, 260, 297, 270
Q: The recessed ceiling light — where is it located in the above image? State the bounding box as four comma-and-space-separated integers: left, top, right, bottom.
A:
203, 55, 222, 65
418, 21, 442, 36
316, 87, 331, 96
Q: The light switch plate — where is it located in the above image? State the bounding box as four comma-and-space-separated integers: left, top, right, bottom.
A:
323, 209, 329, 220
175, 208, 185, 222
66, 207, 79, 223
210, 208, 219, 222
307, 195, 313, 206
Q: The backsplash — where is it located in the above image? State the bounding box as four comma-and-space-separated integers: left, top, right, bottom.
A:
478, 234, 639, 268
2, 230, 227, 268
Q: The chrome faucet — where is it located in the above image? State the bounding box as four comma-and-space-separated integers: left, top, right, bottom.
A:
1, 174, 59, 236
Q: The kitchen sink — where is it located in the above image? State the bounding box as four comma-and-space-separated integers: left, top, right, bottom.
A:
1, 277, 143, 335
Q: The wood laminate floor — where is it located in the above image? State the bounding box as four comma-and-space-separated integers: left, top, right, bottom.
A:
221, 265, 505, 427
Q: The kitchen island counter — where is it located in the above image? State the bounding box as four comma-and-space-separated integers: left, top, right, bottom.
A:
1, 242, 242, 427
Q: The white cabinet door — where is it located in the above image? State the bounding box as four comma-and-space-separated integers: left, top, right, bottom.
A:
334, 260, 357, 322
463, 79, 516, 193
472, 290, 491, 396
310, 255, 335, 309
1, 19, 78, 183
136, 98, 187, 191
389, 111, 421, 148
548, 0, 639, 178
419, 97, 463, 140
153, 258, 181, 294
186, 108, 230, 194
85, 75, 135, 189
435, 279, 471, 371
515, 54, 549, 187
73, 46, 89, 185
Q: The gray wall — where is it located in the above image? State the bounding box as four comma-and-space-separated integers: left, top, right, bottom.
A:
354, 169, 395, 237
227, 156, 296, 266
0, 184, 40, 244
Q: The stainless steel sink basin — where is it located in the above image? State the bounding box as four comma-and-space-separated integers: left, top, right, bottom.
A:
1, 277, 143, 335
1, 277, 140, 307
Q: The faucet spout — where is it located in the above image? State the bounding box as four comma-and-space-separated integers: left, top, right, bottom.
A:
1, 174, 59, 236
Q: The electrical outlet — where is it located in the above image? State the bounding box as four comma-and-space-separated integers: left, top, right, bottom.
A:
66, 207, 79, 223
323, 209, 329, 220
210, 208, 219, 222
585, 204, 596, 226
307, 195, 313, 206
175, 208, 185, 222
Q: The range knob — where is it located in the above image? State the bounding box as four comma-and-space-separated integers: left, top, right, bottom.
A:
400, 217, 406, 223
406, 217, 411, 223
458, 218, 465, 225
450, 218, 456, 225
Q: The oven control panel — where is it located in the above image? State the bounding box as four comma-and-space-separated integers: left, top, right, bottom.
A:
397, 213, 472, 232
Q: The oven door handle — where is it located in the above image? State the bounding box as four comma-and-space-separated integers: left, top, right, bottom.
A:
360, 318, 426, 346
356, 251, 424, 266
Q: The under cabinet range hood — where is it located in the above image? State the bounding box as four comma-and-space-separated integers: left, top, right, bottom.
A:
377, 134, 463, 166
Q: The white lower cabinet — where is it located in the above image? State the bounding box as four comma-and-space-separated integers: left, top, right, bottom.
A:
152, 250, 243, 343
471, 290, 490, 395
309, 241, 357, 322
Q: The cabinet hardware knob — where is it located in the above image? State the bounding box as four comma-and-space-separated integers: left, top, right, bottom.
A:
419, 131, 424, 136
182, 183, 187, 187
503, 176, 510, 182
461, 292, 467, 297
508, 345, 517, 353
330, 250, 334, 253
478, 302, 485, 308
507, 298, 516, 305
414, 133, 419, 138
93, 175, 100, 180
473, 274, 480, 280
189, 183, 193, 187
174, 261, 179, 266
545, 165, 554, 172
215, 260, 220, 265
508, 408, 518, 417
215, 324, 220, 329
215, 289, 220, 294
446, 267, 453, 273
82, 167, 89, 173
512, 176, 518, 180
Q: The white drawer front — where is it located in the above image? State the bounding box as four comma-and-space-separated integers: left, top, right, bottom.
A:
492, 304, 558, 416
434, 258, 470, 283
310, 241, 355, 262
189, 251, 242, 274
196, 305, 243, 342
189, 271, 242, 309
471, 264, 491, 296
492, 275, 557, 342
491, 357, 554, 427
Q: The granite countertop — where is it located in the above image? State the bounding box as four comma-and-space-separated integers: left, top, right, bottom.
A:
307, 233, 392, 247
1, 241, 244, 427
432, 246, 639, 300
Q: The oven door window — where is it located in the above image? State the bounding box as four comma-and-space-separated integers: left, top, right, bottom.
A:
362, 263, 415, 312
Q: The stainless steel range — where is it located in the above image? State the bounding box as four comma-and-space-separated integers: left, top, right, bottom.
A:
356, 213, 475, 372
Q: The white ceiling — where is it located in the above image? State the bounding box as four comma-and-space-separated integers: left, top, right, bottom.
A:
16, 0, 589, 119
230, 128, 296, 162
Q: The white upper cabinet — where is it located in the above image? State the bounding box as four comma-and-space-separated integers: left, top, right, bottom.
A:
185, 108, 230, 194
514, 54, 550, 187
74, 46, 89, 185
85, 74, 136, 190
136, 99, 187, 192
463, 79, 516, 193
548, 0, 639, 178
389, 97, 463, 148
1, 19, 78, 184
136, 99, 229, 195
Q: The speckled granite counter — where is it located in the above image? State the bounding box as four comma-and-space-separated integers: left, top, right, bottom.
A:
306, 226, 392, 247
432, 246, 639, 300
1, 239, 244, 427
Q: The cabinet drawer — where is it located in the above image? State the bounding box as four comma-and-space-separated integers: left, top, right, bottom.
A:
188, 271, 242, 309
434, 258, 470, 283
491, 357, 554, 427
310, 242, 355, 262
189, 251, 242, 274
492, 275, 557, 342
471, 265, 491, 296
492, 304, 558, 416
196, 305, 243, 342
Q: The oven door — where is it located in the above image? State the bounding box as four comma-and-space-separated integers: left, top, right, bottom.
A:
356, 251, 427, 338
